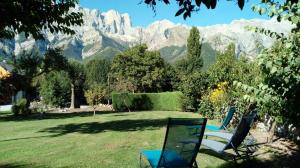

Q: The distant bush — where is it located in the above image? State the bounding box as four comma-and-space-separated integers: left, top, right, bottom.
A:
12, 98, 28, 115
112, 92, 184, 112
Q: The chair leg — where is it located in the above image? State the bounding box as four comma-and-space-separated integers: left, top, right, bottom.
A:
193, 161, 199, 168
139, 153, 142, 168
232, 155, 237, 163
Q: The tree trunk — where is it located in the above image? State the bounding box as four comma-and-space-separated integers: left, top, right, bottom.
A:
268, 120, 277, 143
23, 89, 31, 115
70, 84, 75, 109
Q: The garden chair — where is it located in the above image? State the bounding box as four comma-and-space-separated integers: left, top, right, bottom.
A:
206, 106, 236, 131
200, 110, 257, 160
140, 118, 207, 168
190, 106, 235, 131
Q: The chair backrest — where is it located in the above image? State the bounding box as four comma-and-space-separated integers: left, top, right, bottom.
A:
225, 110, 257, 150
158, 118, 207, 168
220, 106, 236, 129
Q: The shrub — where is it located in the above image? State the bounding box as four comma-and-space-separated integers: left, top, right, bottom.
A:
85, 84, 108, 115
178, 72, 209, 112
29, 101, 46, 114
39, 71, 71, 108
12, 98, 28, 115
112, 92, 184, 112
198, 96, 215, 119
198, 82, 233, 120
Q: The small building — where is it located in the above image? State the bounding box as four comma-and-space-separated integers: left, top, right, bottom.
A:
0, 61, 23, 108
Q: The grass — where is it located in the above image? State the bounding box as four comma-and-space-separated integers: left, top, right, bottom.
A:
0, 110, 298, 168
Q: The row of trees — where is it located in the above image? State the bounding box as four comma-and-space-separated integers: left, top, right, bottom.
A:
0, 26, 206, 114
39, 58, 111, 110
0, 49, 86, 114
2, 25, 261, 116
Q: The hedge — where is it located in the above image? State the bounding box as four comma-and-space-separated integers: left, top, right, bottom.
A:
112, 92, 184, 112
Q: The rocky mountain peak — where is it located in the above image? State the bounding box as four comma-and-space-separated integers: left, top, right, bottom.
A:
0, 7, 293, 61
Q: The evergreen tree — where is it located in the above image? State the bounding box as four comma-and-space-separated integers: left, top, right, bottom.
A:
39, 71, 71, 108
84, 59, 111, 87
186, 26, 203, 73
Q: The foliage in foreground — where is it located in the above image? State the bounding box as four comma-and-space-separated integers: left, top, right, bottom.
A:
143, 0, 247, 19
0, 0, 83, 39
235, 0, 300, 126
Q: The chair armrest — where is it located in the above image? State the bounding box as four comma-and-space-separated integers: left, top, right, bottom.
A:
178, 140, 198, 145
204, 132, 233, 142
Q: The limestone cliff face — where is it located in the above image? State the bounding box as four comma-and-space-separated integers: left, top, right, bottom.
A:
0, 7, 293, 60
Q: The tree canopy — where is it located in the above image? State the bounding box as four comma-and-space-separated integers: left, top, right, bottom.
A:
85, 59, 111, 87
67, 61, 85, 108
0, 0, 83, 39
39, 71, 71, 108
7, 49, 68, 114
111, 44, 165, 93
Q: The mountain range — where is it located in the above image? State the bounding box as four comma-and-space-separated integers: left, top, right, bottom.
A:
0, 6, 293, 64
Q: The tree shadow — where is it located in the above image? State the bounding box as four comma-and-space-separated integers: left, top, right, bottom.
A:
0, 111, 119, 122
0, 135, 53, 142
199, 148, 237, 162
0, 162, 45, 168
206, 143, 300, 168
39, 118, 167, 136
109, 113, 133, 117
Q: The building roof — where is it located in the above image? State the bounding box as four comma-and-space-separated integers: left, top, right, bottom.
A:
0, 61, 14, 72
0, 61, 13, 79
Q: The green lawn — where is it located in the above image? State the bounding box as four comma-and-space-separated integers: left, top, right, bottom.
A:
0, 111, 297, 168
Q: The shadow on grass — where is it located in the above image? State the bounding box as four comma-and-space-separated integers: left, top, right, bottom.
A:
0, 135, 54, 142
0, 162, 45, 168
0, 111, 120, 122
39, 118, 167, 136
199, 148, 239, 162
217, 151, 300, 168
201, 142, 300, 168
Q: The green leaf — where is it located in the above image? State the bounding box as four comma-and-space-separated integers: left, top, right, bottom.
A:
202, 0, 211, 9
211, 0, 217, 9
270, 67, 277, 74
183, 12, 188, 20
195, 0, 201, 6
175, 8, 185, 16
162, 0, 170, 4
266, 61, 272, 69
238, 0, 245, 10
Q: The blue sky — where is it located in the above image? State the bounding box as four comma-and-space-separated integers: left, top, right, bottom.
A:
79, 0, 268, 27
